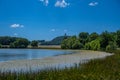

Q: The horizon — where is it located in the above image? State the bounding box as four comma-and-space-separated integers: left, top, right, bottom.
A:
0, 0, 120, 40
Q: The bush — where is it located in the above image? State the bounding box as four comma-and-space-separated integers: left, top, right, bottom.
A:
85, 39, 100, 50
31, 40, 38, 47
61, 36, 83, 49
85, 42, 91, 50
90, 39, 100, 50
106, 41, 117, 51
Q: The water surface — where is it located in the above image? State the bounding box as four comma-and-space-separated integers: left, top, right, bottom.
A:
0, 49, 72, 62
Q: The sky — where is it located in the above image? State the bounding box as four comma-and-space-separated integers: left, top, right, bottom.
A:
0, 0, 120, 40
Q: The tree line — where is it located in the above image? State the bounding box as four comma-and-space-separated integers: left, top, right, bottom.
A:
0, 30, 120, 50
0, 36, 38, 48
61, 30, 120, 51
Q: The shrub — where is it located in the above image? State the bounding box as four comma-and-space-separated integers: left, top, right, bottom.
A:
85, 39, 100, 50
106, 41, 117, 51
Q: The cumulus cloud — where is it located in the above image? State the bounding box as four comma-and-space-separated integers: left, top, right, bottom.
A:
39, 0, 49, 6
55, 0, 70, 8
10, 24, 24, 28
88, 2, 98, 6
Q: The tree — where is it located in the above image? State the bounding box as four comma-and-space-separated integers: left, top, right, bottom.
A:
10, 38, 29, 48
85, 42, 91, 50
79, 32, 89, 45
31, 40, 38, 47
89, 32, 99, 42
0, 44, 2, 48
100, 31, 115, 49
0, 36, 17, 45
85, 39, 100, 50
61, 36, 83, 49
116, 30, 120, 47
106, 41, 117, 51
90, 39, 100, 50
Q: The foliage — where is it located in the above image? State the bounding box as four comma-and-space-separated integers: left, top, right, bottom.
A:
116, 30, 120, 47
61, 36, 83, 49
31, 40, 38, 47
85, 39, 100, 50
10, 38, 29, 48
100, 31, 115, 48
79, 32, 89, 45
89, 32, 99, 41
84, 42, 91, 50
0, 44, 1, 48
0, 36, 17, 45
106, 41, 117, 51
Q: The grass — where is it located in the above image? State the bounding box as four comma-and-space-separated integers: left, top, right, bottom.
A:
0, 50, 120, 80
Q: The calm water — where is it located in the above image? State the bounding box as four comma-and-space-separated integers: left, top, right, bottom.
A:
0, 49, 72, 62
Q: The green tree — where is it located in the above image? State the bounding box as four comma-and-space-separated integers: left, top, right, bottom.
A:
100, 31, 115, 49
61, 39, 68, 49
0, 44, 2, 48
116, 30, 120, 47
61, 36, 83, 49
0, 36, 17, 45
85, 39, 100, 50
31, 40, 38, 47
85, 42, 91, 50
79, 32, 89, 45
90, 39, 100, 50
10, 38, 29, 48
89, 32, 99, 41
106, 41, 117, 51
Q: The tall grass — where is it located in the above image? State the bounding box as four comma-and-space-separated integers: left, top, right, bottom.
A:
0, 50, 120, 80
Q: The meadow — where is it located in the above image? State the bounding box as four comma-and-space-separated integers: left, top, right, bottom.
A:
0, 50, 120, 80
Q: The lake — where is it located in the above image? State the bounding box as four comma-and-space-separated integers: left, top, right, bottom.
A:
0, 49, 72, 62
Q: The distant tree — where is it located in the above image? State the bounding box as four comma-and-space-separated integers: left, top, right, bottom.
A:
61, 36, 83, 49
116, 30, 120, 47
85, 39, 100, 50
61, 39, 68, 49
100, 31, 115, 49
90, 39, 100, 50
31, 40, 38, 47
85, 42, 91, 50
0, 36, 17, 45
79, 32, 89, 45
0, 44, 1, 48
10, 38, 29, 48
89, 32, 99, 41
106, 41, 117, 51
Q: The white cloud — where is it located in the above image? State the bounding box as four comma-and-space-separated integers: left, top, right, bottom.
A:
10, 24, 24, 28
50, 29, 56, 32
88, 2, 98, 6
55, 0, 70, 8
39, 0, 49, 6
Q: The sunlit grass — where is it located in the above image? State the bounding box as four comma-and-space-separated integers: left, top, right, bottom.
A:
0, 50, 120, 80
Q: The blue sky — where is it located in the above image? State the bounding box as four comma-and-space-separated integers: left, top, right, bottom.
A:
0, 0, 120, 40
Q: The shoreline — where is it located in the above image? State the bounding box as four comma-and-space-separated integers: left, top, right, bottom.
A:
0, 50, 113, 72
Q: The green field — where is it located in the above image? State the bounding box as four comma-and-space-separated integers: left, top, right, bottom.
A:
0, 50, 120, 80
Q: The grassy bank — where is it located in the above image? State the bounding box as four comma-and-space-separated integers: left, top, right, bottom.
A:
0, 50, 120, 80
